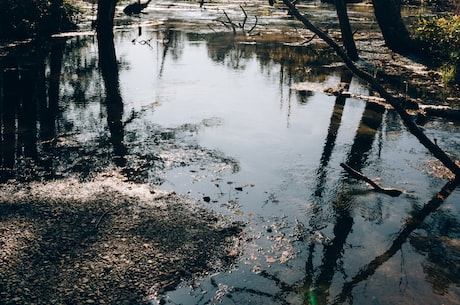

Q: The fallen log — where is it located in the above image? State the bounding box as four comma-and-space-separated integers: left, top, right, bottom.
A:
340, 163, 403, 197
420, 105, 460, 120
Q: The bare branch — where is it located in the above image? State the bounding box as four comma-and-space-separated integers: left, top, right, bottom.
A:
247, 15, 258, 34
222, 10, 237, 35
281, 0, 460, 177
340, 163, 402, 197
240, 5, 248, 31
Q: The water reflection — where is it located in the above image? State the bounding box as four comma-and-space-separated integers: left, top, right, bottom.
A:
0, 22, 459, 305
98, 33, 127, 167
0, 41, 63, 181
314, 69, 352, 198
303, 69, 386, 304
333, 176, 460, 305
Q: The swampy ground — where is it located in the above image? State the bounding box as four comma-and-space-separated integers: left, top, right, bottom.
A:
1, 1, 459, 305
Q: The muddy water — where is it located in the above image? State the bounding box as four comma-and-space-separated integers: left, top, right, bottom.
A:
1, 2, 460, 304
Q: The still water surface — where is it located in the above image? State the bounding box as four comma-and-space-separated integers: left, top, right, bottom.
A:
1, 5, 460, 304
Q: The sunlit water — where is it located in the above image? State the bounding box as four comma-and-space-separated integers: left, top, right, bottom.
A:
1, 4, 460, 304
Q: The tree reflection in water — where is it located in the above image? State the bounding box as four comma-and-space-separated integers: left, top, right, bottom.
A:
0, 26, 459, 304
0, 41, 64, 181
97, 32, 127, 167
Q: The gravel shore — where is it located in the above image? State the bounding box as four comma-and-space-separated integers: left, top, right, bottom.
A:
0, 172, 242, 304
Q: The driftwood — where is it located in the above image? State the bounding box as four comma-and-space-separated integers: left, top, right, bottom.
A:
340, 163, 403, 197
420, 105, 460, 120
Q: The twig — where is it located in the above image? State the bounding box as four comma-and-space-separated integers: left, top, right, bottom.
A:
95, 211, 109, 229
222, 10, 237, 35
247, 15, 258, 34
340, 163, 402, 197
299, 33, 318, 45
240, 5, 248, 30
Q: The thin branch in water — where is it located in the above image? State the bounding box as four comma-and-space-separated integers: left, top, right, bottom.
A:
222, 10, 237, 35
299, 33, 318, 45
239, 5, 248, 31
247, 15, 258, 34
340, 162, 402, 197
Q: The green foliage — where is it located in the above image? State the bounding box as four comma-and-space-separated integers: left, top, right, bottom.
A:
416, 14, 460, 85
0, 0, 80, 40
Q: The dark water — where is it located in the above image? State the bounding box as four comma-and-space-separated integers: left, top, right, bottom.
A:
1, 2, 460, 304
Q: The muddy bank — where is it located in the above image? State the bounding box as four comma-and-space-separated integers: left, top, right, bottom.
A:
0, 173, 243, 304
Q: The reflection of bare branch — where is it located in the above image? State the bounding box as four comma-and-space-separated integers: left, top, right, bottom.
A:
282, 0, 460, 177
332, 176, 460, 305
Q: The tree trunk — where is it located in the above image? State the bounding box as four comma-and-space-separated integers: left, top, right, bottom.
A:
49, 0, 63, 32
335, 0, 359, 61
96, 0, 118, 36
282, 0, 460, 177
371, 0, 417, 54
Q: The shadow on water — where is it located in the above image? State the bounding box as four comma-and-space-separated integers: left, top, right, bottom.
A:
1, 16, 460, 304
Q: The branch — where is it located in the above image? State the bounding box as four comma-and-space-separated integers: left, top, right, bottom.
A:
340, 163, 402, 197
222, 10, 237, 35
239, 5, 248, 31
217, 7, 259, 36
247, 15, 258, 34
281, 0, 460, 177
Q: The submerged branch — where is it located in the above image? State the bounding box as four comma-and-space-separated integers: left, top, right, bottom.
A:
281, 0, 460, 177
340, 163, 402, 197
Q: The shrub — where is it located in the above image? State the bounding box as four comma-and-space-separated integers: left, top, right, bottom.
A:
0, 0, 80, 40
416, 14, 460, 85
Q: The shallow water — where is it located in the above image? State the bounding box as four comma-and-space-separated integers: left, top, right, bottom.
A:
1, 2, 460, 304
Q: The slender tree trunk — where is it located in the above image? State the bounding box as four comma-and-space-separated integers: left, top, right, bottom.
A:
96, 0, 118, 36
371, 0, 417, 54
335, 0, 359, 60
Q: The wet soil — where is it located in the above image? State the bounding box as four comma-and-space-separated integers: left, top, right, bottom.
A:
0, 173, 243, 304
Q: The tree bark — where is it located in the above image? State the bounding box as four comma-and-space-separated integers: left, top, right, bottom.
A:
334, 0, 359, 60
371, 0, 417, 54
96, 0, 118, 36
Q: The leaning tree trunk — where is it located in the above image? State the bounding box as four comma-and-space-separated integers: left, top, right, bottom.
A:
371, 0, 417, 54
96, 0, 118, 36
282, 0, 460, 177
